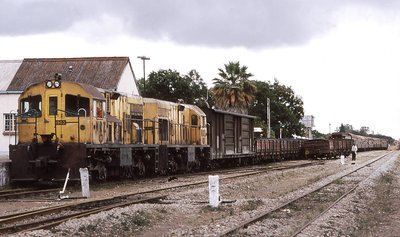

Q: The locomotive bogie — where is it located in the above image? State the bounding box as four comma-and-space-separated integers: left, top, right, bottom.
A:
9, 143, 86, 182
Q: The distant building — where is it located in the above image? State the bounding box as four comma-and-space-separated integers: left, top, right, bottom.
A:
0, 57, 139, 155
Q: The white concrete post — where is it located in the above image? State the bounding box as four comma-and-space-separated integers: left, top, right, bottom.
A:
79, 168, 90, 198
209, 175, 220, 208
340, 155, 345, 165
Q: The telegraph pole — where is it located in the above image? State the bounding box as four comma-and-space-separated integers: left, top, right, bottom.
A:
137, 56, 150, 96
266, 98, 271, 138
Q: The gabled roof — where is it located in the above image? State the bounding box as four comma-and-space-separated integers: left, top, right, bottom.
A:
0, 60, 23, 91
7, 57, 131, 91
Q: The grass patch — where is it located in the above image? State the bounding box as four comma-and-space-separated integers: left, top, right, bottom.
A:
333, 179, 345, 185
157, 206, 168, 214
241, 199, 264, 211
78, 222, 98, 233
121, 210, 151, 231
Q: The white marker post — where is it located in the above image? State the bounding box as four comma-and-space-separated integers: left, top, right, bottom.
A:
79, 168, 90, 198
340, 155, 345, 165
208, 175, 220, 208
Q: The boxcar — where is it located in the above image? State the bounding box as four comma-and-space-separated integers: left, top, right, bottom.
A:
201, 108, 255, 166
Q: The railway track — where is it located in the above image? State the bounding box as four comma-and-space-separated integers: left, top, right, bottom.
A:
218, 151, 394, 236
0, 188, 60, 200
0, 193, 167, 234
0, 161, 323, 234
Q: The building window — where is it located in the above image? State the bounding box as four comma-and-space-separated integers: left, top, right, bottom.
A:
3, 113, 16, 135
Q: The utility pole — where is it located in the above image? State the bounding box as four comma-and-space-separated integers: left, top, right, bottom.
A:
266, 98, 270, 138
137, 56, 150, 96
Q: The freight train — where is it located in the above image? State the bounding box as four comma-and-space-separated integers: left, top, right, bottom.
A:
8, 77, 389, 183
302, 132, 388, 159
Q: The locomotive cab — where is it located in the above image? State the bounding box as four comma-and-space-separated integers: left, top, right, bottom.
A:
10, 79, 105, 181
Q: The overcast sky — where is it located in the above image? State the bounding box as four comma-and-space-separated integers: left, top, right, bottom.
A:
1, 0, 400, 139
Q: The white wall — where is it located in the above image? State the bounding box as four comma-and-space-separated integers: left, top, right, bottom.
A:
117, 64, 139, 96
0, 93, 19, 154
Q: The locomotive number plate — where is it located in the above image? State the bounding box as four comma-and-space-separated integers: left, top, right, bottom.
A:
56, 120, 67, 125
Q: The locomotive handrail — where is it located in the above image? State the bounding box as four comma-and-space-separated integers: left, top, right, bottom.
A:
78, 108, 87, 144
18, 108, 41, 118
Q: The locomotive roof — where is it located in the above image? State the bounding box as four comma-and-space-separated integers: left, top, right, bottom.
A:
203, 107, 257, 119
143, 98, 206, 116
7, 57, 130, 91
23, 81, 105, 101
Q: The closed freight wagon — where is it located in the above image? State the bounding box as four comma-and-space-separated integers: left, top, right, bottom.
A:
201, 108, 256, 164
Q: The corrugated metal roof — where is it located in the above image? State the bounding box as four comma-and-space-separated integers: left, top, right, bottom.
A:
7, 57, 130, 91
0, 60, 23, 91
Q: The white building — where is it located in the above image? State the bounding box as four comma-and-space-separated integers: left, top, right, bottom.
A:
0, 60, 22, 155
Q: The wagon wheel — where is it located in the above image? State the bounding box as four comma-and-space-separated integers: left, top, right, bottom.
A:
122, 166, 134, 179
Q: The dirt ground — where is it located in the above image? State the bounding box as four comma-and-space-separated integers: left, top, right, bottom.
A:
2, 150, 399, 237
352, 157, 400, 236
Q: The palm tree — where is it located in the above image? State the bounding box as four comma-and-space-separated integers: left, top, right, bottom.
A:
212, 61, 257, 114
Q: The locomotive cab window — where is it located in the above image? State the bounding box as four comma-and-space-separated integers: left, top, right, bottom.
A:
20, 95, 42, 117
65, 94, 90, 117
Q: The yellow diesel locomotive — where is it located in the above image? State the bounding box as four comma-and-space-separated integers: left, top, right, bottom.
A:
9, 77, 209, 182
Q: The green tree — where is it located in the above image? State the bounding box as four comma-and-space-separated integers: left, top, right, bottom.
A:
338, 124, 353, 133
184, 69, 209, 106
248, 80, 273, 135
139, 69, 208, 105
312, 130, 328, 139
211, 61, 257, 114
270, 79, 304, 137
249, 79, 305, 138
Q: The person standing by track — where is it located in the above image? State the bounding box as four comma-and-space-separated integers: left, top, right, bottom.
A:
351, 143, 358, 164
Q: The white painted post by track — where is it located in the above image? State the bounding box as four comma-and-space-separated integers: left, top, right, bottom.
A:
209, 175, 220, 208
79, 168, 90, 198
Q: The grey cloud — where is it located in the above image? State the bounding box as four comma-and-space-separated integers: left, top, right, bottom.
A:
0, 0, 399, 48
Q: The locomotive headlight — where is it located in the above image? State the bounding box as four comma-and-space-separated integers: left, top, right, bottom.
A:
54, 80, 61, 88
45, 80, 53, 88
